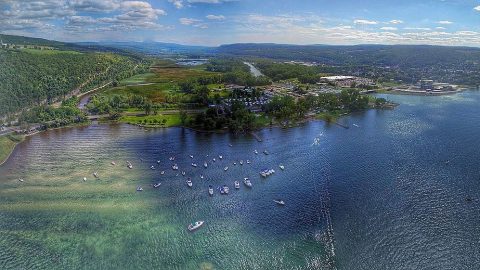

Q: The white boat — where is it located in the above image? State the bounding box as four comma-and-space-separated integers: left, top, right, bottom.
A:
83, 177, 87, 181
254, 150, 258, 155
279, 165, 285, 170
263, 150, 269, 155
243, 178, 252, 188
213, 158, 216, 162
93, 172, 98, 178
240, 160, 244, 165
111, 161, 116, 166
127, 161, 133, 169
246, 160, 251, 164
19, 178, 24, 182
151, 166, 155, 170
157, 160, 161, 164
186, 178, 193, 187
353, 124, 360, 128
219, 155, 223, 160
153, 183, 161, 188
224, 167, 229, 171
220, 185, 229, 194
191, 163, 197, 167
200, 175, 204, 179
234, 181, 240, 189
160, 171, 165, 175
188, 221, 204, 231
169, 157, 175, 161
189, 155, 194, 159
233, 162, 237, 166
182, 171, 186, 176
208, 185, 214, 196
172, 164, 179, 170
136, 186, 143, 192
204, 162, 208, 168
273, 200, 285, 206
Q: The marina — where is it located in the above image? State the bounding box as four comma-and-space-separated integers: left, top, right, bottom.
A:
2, 91, 480, 269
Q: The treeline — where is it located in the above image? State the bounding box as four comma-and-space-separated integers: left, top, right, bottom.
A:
0, 49, 145, 116
18, 96, 87, 129
190, 101, 257, 132
265, 89, 372, 122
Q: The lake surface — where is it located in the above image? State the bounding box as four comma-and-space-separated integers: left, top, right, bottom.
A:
1, 91, 480, 269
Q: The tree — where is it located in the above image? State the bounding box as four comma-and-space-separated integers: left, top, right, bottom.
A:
144, 101, 152, 115
180, 110, 188, 125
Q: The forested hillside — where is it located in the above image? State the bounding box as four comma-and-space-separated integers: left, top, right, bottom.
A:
0, 49, 146, 116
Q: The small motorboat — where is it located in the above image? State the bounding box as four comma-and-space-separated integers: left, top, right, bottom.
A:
239, 160, 244, 165
172, 164, 179, 170
93, 172, 99, 178
204, 162, 208, 168
219, 155, 223, 160
136, 186, 143, 192
182, 171, 186, 176
273, 200, 285, 206
169, 157, 175, 161
150, 166, 155, 170
191, 163, 197, 168
246, 160, 251, 164
19, 178, 24, 182
208, 185, 214, 196
127, 161, 133, 169
157, 160, 161, 164
111, 161, 116, 166
233, 162, 237, 166
160, 171, 165, 175
200, 175, 204, 179
188, 221, 204, 231
234, 181, 240, 189
254, 150, 258, 155
213, 158, 216, 162
263, 150, 269, 155
220, 185, 229, 195
279, 165, 285, 170
189, 155, 194, 159
153, 183, 161, 188
186, 178, 193, 187
224, 167, 229, 171
243, 178, 252, 188
83, 177, 87, 181
353, 124, 360, 128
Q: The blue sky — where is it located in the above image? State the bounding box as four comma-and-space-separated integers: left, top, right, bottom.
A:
1, 0, 480, 46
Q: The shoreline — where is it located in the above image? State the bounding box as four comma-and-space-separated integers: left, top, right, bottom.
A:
0, 104, 396, 166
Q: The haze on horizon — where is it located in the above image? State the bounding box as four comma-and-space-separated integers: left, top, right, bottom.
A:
1, 0, 480, 47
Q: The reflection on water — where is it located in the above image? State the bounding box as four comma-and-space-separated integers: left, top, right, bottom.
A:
2, 91, 480, 269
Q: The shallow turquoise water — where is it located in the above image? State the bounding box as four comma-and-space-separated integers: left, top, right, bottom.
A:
1, 91, 480, 269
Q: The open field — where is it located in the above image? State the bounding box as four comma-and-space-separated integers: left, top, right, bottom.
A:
0, 134, 24, 165
119, 73, 156, 85
119, 113, 182, 127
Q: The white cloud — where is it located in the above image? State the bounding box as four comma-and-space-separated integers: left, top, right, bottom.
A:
354, 19, 378, 25
389, 20, 404, 24
474, 6, 480, 11
169, 0, 184, 9
404, 27, 432, 31
380, 27, 397, 31
179, 17, 201, 25
206, 14, 225, 20
436, 27, 446, 30
437, 20, 453, 25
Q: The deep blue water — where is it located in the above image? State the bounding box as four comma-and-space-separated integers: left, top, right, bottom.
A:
1, 91, 480, 269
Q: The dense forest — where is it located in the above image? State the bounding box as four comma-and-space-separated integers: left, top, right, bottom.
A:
0, 49, 146, 116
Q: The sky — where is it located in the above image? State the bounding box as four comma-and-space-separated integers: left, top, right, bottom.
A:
1, 0, 480, 46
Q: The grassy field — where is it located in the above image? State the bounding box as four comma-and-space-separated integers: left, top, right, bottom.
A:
21, 48, 82, 55
0, 134, 24, 165
119, 114, 182, 127
119, 73, 156, 85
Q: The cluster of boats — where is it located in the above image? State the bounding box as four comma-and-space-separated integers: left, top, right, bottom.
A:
260, 169, 275, 178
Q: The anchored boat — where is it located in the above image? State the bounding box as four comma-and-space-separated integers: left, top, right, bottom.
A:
188, 221, 204, 231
